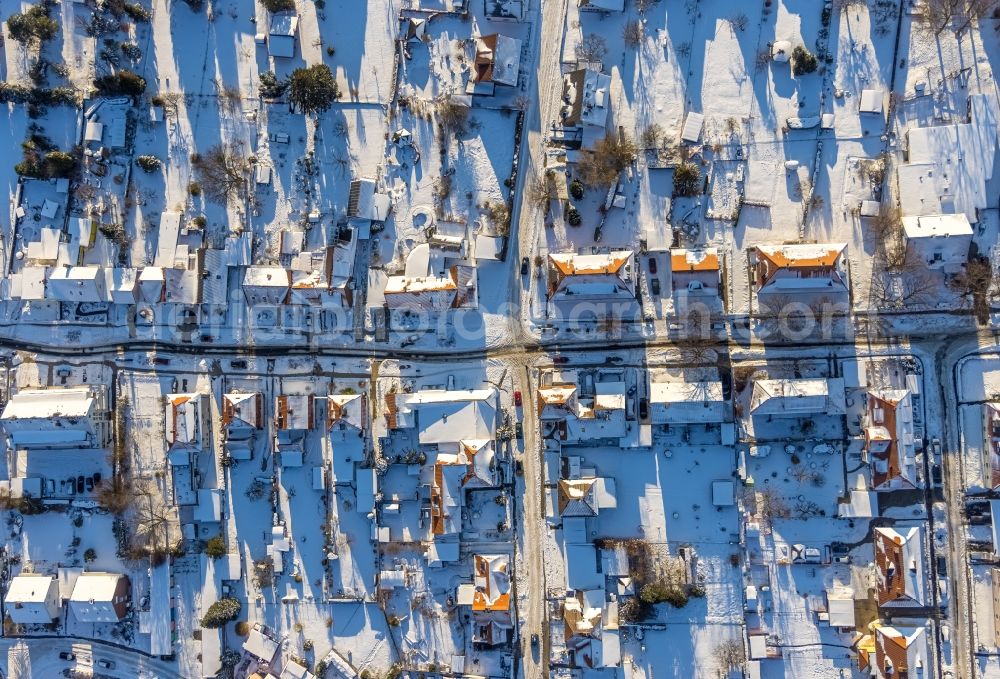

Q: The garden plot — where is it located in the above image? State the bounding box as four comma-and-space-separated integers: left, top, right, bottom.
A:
296, 0, 396, 104
377, 105, 516, 272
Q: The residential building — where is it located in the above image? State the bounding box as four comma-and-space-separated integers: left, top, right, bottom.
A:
387, 388, 497, 445
243, 266, 291, 305
748, 378, 846, 418
327, 393, 367, 432
557, 478, 616, 517
276, 394, 315, 432
164, 393, 208, 451
858, 625, 930, 679
548, 251, 635, 300
268, 13, 298, 58
897, 92, 999, 224
865, 389, 918, 490
0, 386, 111, 450
670, 248, 721, 295
470, 34, 522, 94
383, 266, 477, 310
464, 554, 513, 646
648, 379, 726, 424
902, 214, 973, 272
874, 526, 926, 608
4, 574, 60, 624
222, 392, 263, 437
68, 572, 131, 623
562, 69, 612, 130
753, 243, 848, 295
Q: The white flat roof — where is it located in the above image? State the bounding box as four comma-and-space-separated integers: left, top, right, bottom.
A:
902, 213, 974, 239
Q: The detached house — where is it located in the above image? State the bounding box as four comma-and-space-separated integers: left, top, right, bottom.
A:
68, 572, 131, 623
865, 389, 918, 491
457, 554, 513, 646
164, 393, 208, 451
874, 526, 927, 608
222, 392, 263, 437
327, 393, 367, 433
753, 243, 848, 296
749, 378, 845, 418
4, 574, 60, 624
858, 625, 931, 679
548, 251, 636, 301
470, 33, 522, 95
557, 478, 617, 518
0, 386, 111, 450
670, 248, 721, 296
275, 393, 315, 466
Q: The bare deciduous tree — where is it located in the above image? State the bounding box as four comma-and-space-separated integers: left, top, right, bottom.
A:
576, 34, 607, 63
715, 638, 747, 675
623, 20, 644, 48
923, 0, 995, 35
192, 144, 248, 203
436, 95, 470, 136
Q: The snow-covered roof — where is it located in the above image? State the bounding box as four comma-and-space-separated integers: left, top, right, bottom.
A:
69, 572, 128, 623
898, 93, 999, 223
825, 588, 856, 628
4, 574, 59, 624
165, 393, 204, 448
243, 625, 280, 662
749, 378, 846, 417
3, 387, 97, 421
859, 89, 884, 114
563, 69, 612, 128
154, 212, 182, 268
564, 544, 601, 590
874, 526, 926, 607
648, 381, 726, 423
328, 393, 366, 431
473, 34, 522, 88
47, 266, 106, 302
222, 392, 262, 430
472, 554, 511, 611
670, 248, 720, 273
901, 213, 974, 239
390, 389, 496, 444
268, 14, 298, 58
681, 111, 704, 143
431, 455, 466, 536
347, 177, 391, 221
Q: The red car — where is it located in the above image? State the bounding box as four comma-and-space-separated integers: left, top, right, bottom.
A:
514, 391, 522, 406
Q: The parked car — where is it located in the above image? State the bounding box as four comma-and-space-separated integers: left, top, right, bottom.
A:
932, 463, 942, 487
531, 633, 539, 648
514, 390, 522, 407
650, 277, 661, 296
648, 257, 657, 274
515, 459, 524, 476
638, 398, 649, 420
553, 356, 569, 365
515, 422, 523, 439
97, 659, 115, 670
59, 652, 75, 661
521, 257, 529, 276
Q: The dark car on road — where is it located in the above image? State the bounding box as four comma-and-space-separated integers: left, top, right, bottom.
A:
59, 652, 75, 661
521, 257, 529, 275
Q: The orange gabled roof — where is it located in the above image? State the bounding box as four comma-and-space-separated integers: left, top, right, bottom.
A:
671, 249, 719, 273
756, 243, 845, 269
548, 252, 631, 277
